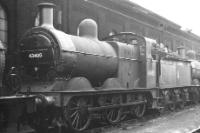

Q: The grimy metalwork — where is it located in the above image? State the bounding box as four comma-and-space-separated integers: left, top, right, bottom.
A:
1, 3, 200, 133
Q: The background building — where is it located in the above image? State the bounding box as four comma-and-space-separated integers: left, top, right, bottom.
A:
1, 0, 200, 67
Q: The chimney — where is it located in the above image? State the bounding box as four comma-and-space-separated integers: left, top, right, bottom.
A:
37, 3, 55, 28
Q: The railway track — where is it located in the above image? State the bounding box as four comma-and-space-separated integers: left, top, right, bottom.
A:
83, 104, 199, 133
83, 109, 164, 133
3, 104, 199, 133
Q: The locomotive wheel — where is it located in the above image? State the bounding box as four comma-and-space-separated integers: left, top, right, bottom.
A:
164, 91, 176, 111
192, 93, 199, 104
191, 88, 199, 104
63, 97, 91, 132
133, 95, 146, 118
119, 108, 127, 121
178, 92, 186, 109
134, 103, 146, 118
106, 108, 122, 124
178, 101, 185, 109
105, 95, 122, 124
167, 103, 175, 111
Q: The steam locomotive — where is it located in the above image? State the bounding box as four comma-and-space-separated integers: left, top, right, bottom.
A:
6, 3, 200, 132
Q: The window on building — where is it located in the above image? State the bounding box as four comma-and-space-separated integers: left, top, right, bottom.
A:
0, 4, 7, 48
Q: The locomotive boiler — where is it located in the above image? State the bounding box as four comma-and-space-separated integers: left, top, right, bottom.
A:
20, 11, 118, 87
8, 3, 200, 132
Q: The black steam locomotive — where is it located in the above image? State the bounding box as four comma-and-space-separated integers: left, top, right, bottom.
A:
5, 3, 200, 132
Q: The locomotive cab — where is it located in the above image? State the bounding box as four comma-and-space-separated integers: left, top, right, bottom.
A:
103, 32, 157, 88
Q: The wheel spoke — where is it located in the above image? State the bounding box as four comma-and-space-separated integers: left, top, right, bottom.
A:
72, 113, 79, 127
135, 107, 139, 116
75, 114, 80, 129
110, 110, 114, 120
105, 95, 122, 124
106, 108, 122, 124
64, 97, 91, 131
134, 104, 146, 118
70, 110, 78, 118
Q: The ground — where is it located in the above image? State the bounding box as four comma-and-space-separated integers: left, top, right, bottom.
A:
104, 106, 200, 133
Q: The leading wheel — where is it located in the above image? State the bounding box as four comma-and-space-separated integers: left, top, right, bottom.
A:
63, 97, 91, 132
